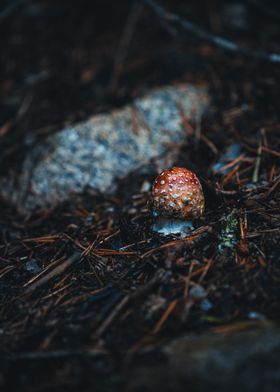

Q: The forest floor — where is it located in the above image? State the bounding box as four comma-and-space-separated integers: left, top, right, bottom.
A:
1, 1, 280, 391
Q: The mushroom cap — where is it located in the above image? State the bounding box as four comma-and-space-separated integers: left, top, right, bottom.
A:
151, 167, 205, 220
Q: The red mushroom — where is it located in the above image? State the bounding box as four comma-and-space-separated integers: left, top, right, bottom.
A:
150, 167, 205, 235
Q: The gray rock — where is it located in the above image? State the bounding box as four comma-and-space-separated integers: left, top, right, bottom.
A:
127, 328, 280, 392
0, 84, 208, 214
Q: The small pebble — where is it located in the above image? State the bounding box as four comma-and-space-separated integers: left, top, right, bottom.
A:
25, 259, 41, 274
189, 286, 207, 299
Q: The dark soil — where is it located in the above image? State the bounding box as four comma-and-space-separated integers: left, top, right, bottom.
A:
1, 1, 280, 391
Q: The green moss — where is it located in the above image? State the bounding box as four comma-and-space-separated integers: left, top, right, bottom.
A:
218, 210, 239, 252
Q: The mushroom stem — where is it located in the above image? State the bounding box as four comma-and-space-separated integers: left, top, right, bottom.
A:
152, 217, 194, 237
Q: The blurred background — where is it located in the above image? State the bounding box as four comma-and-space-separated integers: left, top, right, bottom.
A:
1, 0, 280, 172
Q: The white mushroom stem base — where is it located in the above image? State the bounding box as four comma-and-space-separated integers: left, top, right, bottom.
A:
152, 217, 194, 237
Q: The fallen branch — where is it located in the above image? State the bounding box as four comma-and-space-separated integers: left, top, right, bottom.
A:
143, 0, 280, 63
2, 349, 107, 361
